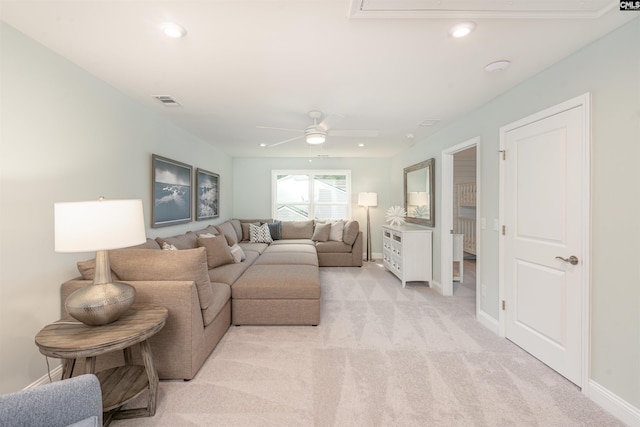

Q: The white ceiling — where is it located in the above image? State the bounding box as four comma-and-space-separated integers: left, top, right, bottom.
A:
0, 1, 633, 158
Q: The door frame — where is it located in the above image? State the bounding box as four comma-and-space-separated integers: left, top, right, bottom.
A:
440, 136, 481, 317
498, 93, 591, 393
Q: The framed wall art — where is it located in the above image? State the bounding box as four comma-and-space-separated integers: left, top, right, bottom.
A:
196, 168, 220, 221
152, 154, 192, 228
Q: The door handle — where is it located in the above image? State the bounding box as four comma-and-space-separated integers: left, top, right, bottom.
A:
556, 255, 579, 265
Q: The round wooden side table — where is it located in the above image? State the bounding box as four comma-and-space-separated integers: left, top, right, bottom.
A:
35, 304, 168, 425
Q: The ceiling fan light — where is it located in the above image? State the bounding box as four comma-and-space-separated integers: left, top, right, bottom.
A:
306, 132, 326, 145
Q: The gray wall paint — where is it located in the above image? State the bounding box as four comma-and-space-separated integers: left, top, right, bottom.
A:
0, 22, 233, 393
392, 18, 640, 407
232, 157, 392, 254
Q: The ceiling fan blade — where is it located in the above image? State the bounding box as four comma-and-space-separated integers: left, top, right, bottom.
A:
268, 134, 304, 147
317, 113, 344, 131
328, 129, 380, 138
256, 125, 303, 133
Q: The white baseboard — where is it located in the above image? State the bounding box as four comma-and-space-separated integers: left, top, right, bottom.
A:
476, 309, 500, 335
430, 280, 443, 294
588, 379, 640, 426
25, 364, 63, 389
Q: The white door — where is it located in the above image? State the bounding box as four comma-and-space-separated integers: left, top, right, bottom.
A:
502, 97, 588, 387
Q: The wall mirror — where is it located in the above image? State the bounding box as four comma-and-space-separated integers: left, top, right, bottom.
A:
404, 158, 435, 227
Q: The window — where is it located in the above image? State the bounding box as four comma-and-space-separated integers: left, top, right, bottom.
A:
272, 170, 351, 221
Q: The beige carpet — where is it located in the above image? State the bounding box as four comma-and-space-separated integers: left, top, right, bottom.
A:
114, 262, 623, 426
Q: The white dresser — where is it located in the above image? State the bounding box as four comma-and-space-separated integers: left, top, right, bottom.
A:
382, 224, 433, 287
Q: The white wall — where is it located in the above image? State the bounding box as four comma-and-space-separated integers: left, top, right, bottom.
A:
0, 22, 233, 393
392, 18, 640, 410
232, 157, 392, 254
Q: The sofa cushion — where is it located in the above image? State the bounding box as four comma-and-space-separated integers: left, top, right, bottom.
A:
129, 238, 162, 250
249, 223, 273, 243
281, 220, 314, 239
193, 224, 219, 237
342, 220, 359, 245
232, 265, 321, 300
315, 240, 354, 253
155, 231, 198, 250
270, 239, 315, 246
329, 220, 345, 241
263, 244, 317, 255
238, 242, 270, 254
197, 235, 235, 269
201, 282, 231, 326
215, 221, 239, 246
266, 221, 282, 240
229, 219, 242, 243
311, 222, 331, 242
109, 248, 214, 311
207, 251, 259, 285
254, 252, 319, 266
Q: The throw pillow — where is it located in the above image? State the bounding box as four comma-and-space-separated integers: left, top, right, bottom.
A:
342, 220, 359, 245
312, 222, 331, 242
329, 220, 345, 241
249, 223, 273, 243
230, 243, 246, 263
162, 242, 178, 251
197, 235, 236, 269
266, 221, 282, 240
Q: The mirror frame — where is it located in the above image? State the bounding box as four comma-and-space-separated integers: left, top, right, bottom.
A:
404, 158, 435, 227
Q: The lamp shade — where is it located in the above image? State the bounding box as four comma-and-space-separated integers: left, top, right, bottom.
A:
55, 199, 146, 252
358, 192, 378, 207
408, 192, 428, 206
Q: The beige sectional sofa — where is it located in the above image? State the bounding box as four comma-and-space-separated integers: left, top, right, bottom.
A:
60, 219, 361, 380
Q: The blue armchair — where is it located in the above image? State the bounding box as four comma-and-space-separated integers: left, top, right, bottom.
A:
0, 374, 102, 427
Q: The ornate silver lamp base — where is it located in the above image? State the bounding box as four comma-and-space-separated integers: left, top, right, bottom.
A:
65, 249, 136, 326
65, 282, 135, 326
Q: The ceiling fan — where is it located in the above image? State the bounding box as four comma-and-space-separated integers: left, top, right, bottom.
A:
257, 111, 379, 147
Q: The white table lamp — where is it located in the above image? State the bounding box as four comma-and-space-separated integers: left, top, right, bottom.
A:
55, 197, 146, 325
358, 192, 377, 262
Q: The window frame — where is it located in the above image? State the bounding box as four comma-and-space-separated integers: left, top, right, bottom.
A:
271, 169, 352, 221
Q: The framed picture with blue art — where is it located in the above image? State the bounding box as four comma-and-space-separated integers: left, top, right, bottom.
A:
196, 168, 219, 221
152, 154, 192, 228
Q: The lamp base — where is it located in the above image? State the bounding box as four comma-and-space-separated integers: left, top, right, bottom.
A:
65, 282, 136, 326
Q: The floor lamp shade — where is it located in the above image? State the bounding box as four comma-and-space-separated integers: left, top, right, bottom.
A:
358, 192, 377, 261
54, 198, 146, 325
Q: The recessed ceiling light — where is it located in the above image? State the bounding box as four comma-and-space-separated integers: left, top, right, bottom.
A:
448, 22, 476, 38
358, 143, 365, 147
161, 23, 187, 38
484, 60, 511, 73
259, 143, 267, 147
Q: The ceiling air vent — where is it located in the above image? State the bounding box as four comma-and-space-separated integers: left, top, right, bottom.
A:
153, 95, 181, 107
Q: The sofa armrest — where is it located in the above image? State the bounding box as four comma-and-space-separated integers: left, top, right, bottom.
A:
0, 374, 102, 427
60, 279, 203, 380
351, 231, 363, 266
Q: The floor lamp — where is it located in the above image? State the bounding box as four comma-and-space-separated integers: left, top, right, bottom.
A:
358, 192, 377, 262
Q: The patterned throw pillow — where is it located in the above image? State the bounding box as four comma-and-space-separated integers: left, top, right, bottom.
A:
162, 242, 178, 251
249, 223, 273, 243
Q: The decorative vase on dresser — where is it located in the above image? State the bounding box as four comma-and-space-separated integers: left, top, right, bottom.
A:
382, 224, 433, 287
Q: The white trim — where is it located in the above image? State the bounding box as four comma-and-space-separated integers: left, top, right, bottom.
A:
440, 136, 481, 300
429, 280, 443, 294
477, 309, 500, 335
588, 380, 640, 427
498, 93, 591, 392
24, 364, 63, 389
